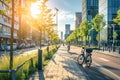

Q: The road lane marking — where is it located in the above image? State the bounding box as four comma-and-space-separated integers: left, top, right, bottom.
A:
99, 57, 109, 62
93, 61, 120, 80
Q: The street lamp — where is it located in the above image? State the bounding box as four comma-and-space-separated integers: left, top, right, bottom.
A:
111, 23, 116, 52
55, 8, 59, 32
111, 23, 116, 46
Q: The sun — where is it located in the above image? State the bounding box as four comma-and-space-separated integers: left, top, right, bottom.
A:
30, 2, 40, 18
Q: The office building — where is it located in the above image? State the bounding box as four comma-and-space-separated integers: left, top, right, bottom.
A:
82, 0, 98, 45
99, 0, 120, 45
65, 24, 70, 39
0, 1, 19, 45
75, 12, 82, 28
82, 0, 98, 22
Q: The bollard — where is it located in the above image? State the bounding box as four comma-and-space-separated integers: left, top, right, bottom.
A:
38, 49, 42, 70
31, 58, 33, 67
11, 70, 15, 80
103, 46, 104, 51
119, 47, 120, 54
109, 47, 110, 52
113, 46, 115, 52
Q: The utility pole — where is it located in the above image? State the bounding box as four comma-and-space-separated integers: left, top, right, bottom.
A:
10, 0, 14, 69
55, 8, 59, 32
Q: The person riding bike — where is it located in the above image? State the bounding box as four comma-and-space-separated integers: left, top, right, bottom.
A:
67, 42, 70, 52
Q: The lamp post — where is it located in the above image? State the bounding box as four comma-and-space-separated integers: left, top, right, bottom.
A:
55, 8, 59, 31
111, 23, 116, 51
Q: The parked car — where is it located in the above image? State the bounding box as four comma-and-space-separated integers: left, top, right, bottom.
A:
25, 43, 31, 48
30, 43, 36, 47
17, 43, 26, 49
0, 43, 17, 51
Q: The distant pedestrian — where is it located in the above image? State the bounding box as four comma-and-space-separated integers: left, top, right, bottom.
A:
67, 42, 70, 52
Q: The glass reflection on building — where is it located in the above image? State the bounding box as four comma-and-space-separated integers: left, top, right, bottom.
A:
99, 0, 120, 45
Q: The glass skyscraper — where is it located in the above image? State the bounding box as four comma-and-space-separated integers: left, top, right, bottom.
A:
99, 0, 120, 45
82, 0, 98, 22
65, 24, 70, 39
82, 0, 98, 45
75, 12, 82, 28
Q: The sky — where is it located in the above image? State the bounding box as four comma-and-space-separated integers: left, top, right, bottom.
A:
47, 0, 82, 38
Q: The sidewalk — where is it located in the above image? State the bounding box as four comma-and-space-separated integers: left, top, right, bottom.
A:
28, 45, 88, 80
70, 46, 120, 58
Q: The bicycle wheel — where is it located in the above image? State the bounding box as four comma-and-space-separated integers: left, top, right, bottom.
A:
77, 54, 84, 65
86, 55, 92, 67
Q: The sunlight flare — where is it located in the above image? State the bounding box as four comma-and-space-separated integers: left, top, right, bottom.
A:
30, 1, 41, 18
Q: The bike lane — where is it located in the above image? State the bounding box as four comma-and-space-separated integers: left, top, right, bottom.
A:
70, 46, 120, 80
29, 45, 89, 80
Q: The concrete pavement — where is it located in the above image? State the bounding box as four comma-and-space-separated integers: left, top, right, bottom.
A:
28, 45, 89, 80
28, 45, 120, 80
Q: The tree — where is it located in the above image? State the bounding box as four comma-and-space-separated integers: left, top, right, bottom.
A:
92, 14, 106, 49
80, 19, 92, 46
113, 10, 120, 25
113, 31, 118, 45
29, 0, 56, 48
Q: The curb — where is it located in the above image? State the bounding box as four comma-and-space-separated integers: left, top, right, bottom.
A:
93, 50, 120, 58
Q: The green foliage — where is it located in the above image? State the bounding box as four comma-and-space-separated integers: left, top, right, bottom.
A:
113, 10, 120, 25
0, 45, 60, 80
113, 31, 118, 39
92, 14, 106, 32
92, 14, 106, 48
96, 34, 99, 42
65, 19, 92, 45
80, 20, 92, 38
0, 10, 6, 14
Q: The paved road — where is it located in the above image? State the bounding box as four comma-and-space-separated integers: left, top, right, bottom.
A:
29, 45, 89, 80
92, 52, 120, 78
70, 46, 120, 80
0, 46, 40, 56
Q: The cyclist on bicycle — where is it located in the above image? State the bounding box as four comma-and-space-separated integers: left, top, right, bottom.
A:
67, 42, 70, 51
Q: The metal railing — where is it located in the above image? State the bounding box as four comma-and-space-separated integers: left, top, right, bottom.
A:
0, 56, 38, 80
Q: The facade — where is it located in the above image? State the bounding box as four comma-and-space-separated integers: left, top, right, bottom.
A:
75, 12, 82, 28
82, 0, 98, 45
65, 24, 70, 39
0, 1, 19, 49
99, 0, 120, 45
82, 0, 98, 22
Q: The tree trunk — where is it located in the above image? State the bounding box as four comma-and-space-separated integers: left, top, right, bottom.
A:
10, 0, 14, 70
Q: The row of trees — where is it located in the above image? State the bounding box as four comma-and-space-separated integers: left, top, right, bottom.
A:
65, 9, 120, 47
0, 0, 60, 70
0, 0, 60, 46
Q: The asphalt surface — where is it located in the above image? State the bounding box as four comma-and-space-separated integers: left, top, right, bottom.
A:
0, 46, 40, 56
70, 46, 120, 80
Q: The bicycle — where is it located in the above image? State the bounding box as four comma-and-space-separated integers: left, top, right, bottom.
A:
77, 47, 93, 67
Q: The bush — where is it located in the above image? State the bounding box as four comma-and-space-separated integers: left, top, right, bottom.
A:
0, 44, 60, 80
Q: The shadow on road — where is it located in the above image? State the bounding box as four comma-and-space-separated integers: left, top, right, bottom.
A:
28, 71, 45, 80
79, 64, 116, 80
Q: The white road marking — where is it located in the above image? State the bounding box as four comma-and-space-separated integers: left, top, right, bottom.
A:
93, 61, 120, 80
99, 57, 109, 62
